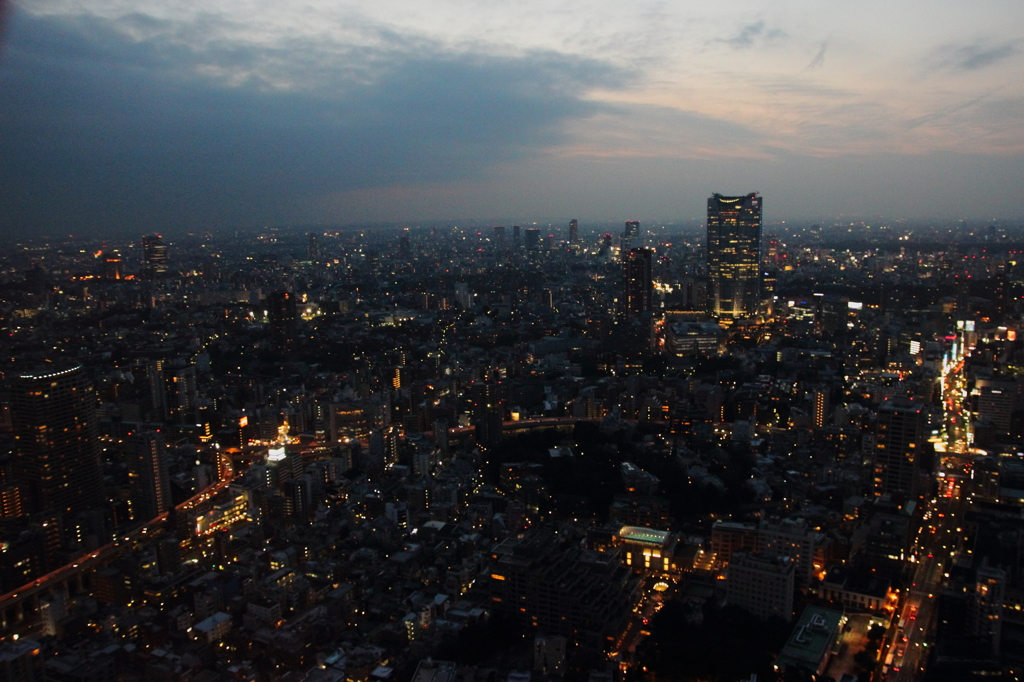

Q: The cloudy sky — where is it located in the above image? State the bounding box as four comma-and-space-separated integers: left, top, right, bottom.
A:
1, 0, 1023, 237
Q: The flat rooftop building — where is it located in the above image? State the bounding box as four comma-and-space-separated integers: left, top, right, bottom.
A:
776, 606, 845, 677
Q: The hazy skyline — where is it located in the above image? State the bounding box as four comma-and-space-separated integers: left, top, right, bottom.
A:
2, 0, 1024, 237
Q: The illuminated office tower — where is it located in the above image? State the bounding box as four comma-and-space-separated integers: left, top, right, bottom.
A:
622, 248, 653, 318
11, 366, 103, 515
127, 431, 170, 521
871, 398, 927, 499
142, 234, 169, 279
706, 193, 762, 319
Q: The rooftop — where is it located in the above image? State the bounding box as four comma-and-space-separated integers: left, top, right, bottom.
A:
617, 525, 671, 546
776, 606, 844, 672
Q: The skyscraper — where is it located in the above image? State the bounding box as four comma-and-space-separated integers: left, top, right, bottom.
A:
307, 232, 319, 262
568, 219, 578, 246
399, 228, 411, 257
470, 380, 504, 447
622, 248, 653, 318
707, 193, 762, 319
872, 398, 927, 499
127, 431, 170, 522
142, 234, 169, 279
524, 227, 541, 250
622, 220, 640, 250
10, 365, 103, 515
267, 290, 297, 349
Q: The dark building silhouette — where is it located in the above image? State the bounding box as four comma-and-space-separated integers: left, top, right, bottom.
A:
142, 234, 169, 279
127, 431, 170, 522
267, 291, 297, 349
485, 526, 638, 646
11, 365, 103, 515
569, 219, 578, 245
618, 220, 634, 249
307, 232, 319, 261
707, 193, 762, 319
102, 253, 122, 280
524, 227, 540, 250
470, 380, 504, 448
399, 228, 411, 257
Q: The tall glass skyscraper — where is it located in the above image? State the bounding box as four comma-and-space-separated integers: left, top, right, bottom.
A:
707, 193, 762, 319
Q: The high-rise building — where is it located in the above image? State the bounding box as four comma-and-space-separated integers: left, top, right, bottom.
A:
307, 232, 319, 262
142, 234, 169, 279
470, 380, 504, 447
127, 431, 170, 522
872, 398, 927, 499
10, 365, 103, 515
568, 219, 578, 246
267, 291, 297, 348
524, 227, 540, 250
399, 228, 411, 257
707, 193, 762, 319
622, 248, 653, 318
512, 224, 521, 246
493, 225, 505, 243
812, 388, 830, 429
620, 220, 640, 252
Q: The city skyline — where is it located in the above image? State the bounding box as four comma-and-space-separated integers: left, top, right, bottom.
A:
1, 0, 1024, 237
0, 212, 1019, 680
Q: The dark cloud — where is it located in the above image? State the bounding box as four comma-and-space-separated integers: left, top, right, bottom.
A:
720, 20, 785, 49
929, 40, 1018, 73
955, 42, 1016, 70
0, 10, 625, 237
806, 41, 827, 70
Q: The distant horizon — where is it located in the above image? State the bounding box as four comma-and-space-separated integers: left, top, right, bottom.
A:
6, 215, 1024, 246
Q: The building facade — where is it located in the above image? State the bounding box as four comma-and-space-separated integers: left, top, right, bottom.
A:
142, 234, 169, 279
707, 193, 762, 320
622, 248, 653, 318
127, 431, 171, 522
11, 365, 104, 516
726, 550, 795, 621
872, 397, 927, 499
